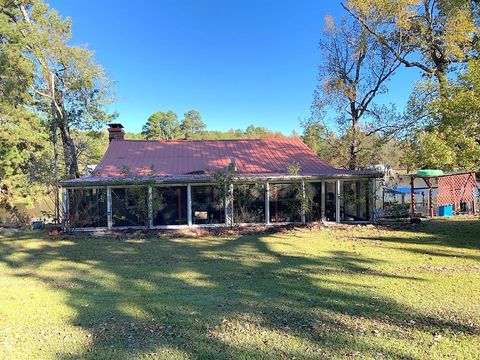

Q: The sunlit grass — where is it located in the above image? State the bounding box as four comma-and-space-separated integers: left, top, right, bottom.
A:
0, 218, 479, 359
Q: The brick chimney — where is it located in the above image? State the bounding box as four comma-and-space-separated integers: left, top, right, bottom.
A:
107, 123, 125, 142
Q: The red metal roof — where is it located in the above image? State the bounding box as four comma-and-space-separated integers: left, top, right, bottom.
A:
93, 138, 341, 177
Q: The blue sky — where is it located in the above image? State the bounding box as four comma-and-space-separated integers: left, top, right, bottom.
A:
49, 0, 419, 135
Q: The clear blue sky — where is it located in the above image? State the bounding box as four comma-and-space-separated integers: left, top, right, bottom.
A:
49, 0, 419, 135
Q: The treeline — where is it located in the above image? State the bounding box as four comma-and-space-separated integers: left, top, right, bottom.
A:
140, 109, 284, 140
74, 110, 286, 173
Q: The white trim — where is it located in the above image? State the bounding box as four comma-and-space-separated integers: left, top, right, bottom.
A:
111, 225, 148, 230
69, 227, 109, 232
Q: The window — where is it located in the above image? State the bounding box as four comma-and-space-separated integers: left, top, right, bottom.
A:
305, 182, 322, 222
269, 183, 301, 223
191, 185, 225, 224
233, 184, 265, 223
152, 186, 188, 226
325, 181, 336, 222
112, 187, 148, 227
341, 180, 370, 221
68, 188, 107, 228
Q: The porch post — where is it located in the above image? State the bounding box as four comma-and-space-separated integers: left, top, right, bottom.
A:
61, 188, 68, 231
370, 178, 376, 223
470, 172, 477, 215
335, 179, 341, 223
321, 180, 326, 222
265, 182, 270, 225
410, 177, 416, 218
147, 186, 153, 229
225, 183, 234, 226
429, 179, 434, 217
106, 186, 112, 230
301, 180, 306, 224
187, 184, 192, 226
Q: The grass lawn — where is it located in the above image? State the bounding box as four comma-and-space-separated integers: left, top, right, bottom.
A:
0, 218, 479, 359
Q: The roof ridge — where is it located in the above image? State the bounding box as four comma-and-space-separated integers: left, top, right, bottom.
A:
113, 137, 300, 143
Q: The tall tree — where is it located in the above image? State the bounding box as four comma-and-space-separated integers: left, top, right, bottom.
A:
2, 0, 115, 179
0, 0, 50, 216
142, 110, 181, 140
180, 110, 206, 139
314, 16, 401, 169
343, 0, 478, 97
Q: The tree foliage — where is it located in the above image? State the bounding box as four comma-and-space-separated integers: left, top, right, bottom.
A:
180, 110, 206, 139
0, 0, 115, 221
405, 59, 480, 169
313, 15, 401, 169
142, 110, 181, 140
343, 0, 478, 95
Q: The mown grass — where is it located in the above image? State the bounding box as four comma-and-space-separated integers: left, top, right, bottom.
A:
0, 218, 479, 359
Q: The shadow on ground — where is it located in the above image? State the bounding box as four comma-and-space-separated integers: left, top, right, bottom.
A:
0, 219, 479, 358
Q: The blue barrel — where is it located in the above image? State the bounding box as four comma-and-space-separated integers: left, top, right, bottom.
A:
438, 205, 453, 216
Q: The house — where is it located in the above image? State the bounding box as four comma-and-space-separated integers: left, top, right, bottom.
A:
60, 123, 382, 230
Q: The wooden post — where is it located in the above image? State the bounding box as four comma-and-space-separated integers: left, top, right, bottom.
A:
473, 172, 478, 215
147, 186, 153, 229
265, 182, 270, 224
107, 186, 112, 229
187, 184, 192, 226
321, 180, 326, 222
225, 183, 234, 226
335, 179, 341, 223
61, 188, 68, 231
410, 177, 416, 218
301, 180, 306, 224
370, 178, 376, 223
426, 178, 434, 217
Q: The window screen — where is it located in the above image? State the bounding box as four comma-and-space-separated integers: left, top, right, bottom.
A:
341, 180, 370, 221
152, 186, 188, 226
325, 181, 336, 222
269, 183, 301, 223
112, 187, 148, 227
305, 182, 322, 222
233, 184, 266, 223
68, 188, 107, 228
191, 185, 225, 224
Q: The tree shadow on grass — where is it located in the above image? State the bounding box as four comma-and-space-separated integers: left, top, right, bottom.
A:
0, 230, 478, 359
373, 219, 480, 251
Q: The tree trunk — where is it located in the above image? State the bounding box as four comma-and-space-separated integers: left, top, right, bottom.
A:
435, 70, 448, 99
58, 113, 80, 178
348, 105, 359, 170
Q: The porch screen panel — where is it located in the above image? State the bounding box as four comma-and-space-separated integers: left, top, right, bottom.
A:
305, 182, 322, 222
191, 185, 225, 224
152, 186, 188, 226
341, 180, 370, 221
68, 188, 107, 228
269, 183, 301, 223
112, 187, 148, 227
233, 184, 265, 223
325, 181, 336, 222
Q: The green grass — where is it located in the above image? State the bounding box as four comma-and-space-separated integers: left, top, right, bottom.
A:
0, 218, 479, 359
